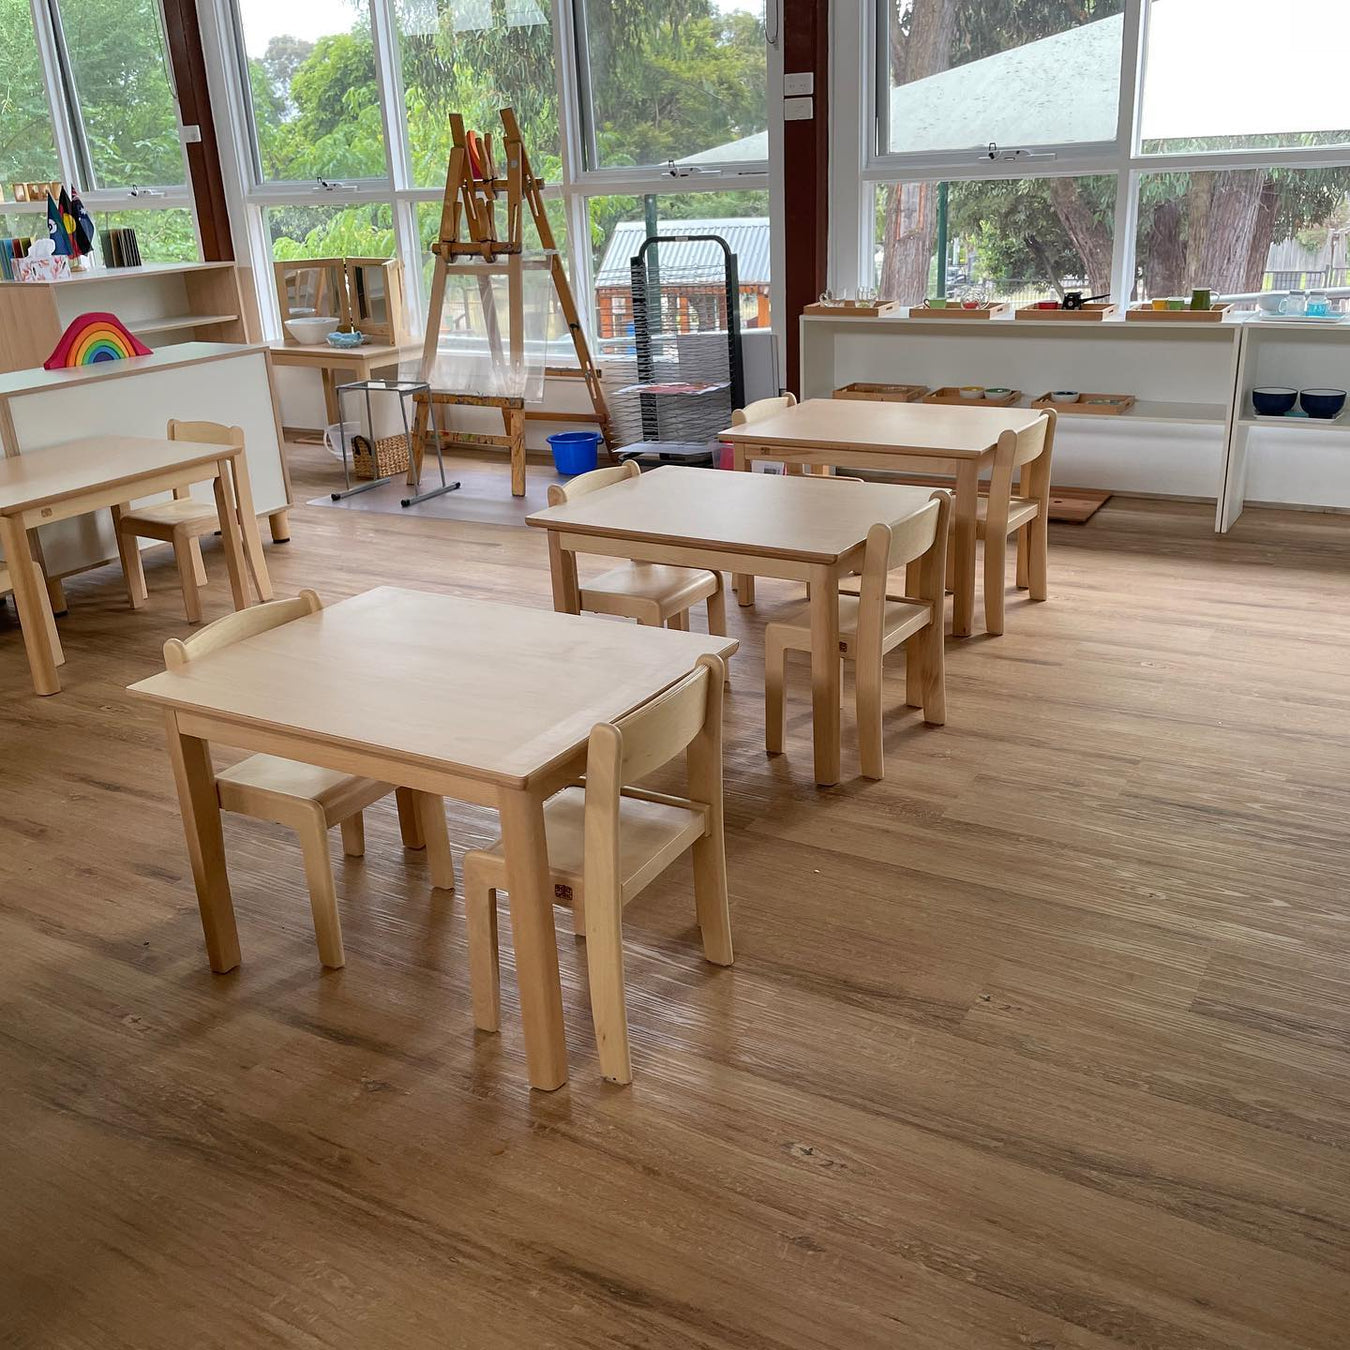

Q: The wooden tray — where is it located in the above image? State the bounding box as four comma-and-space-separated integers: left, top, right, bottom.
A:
922, 386, 1022, 407
1015, 302, 1117, 321
908, 302, 1011, 319
803, 300, 899, 317
1125, 303, 1234, 322
833, 381, 927, 403
1031, 392, 1135, 415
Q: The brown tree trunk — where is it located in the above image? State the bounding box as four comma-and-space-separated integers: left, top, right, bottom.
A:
1048, 177, 1113, 294
1143, 197, 1186, 298
1242, 178, 1278, 292
878, 0, 958, 302
1185, 170, 1267, 293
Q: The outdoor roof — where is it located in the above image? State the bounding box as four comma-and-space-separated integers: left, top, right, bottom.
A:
682, 14, 1122, 164
594, 218, 772, 288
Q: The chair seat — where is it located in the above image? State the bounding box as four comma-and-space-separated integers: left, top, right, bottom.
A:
975, 496, 1039, 536
466, 785, 707, 905
215, 754, 388, 826
581, 562, 718, 620
766, 593, 931, 658
118, 497, 220, 533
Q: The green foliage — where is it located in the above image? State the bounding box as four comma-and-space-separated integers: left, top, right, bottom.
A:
0, 0, 60, 182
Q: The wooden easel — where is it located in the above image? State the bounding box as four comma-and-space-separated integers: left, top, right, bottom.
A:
412, 107, 613, 497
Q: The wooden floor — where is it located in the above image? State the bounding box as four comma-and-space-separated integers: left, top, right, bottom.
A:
4, 446, 1350, 1349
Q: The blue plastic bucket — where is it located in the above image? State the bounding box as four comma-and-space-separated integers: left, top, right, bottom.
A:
548, 431, 601, 476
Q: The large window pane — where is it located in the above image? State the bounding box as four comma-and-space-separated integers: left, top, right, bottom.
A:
1141, 1, 1350, 154
879, 1, 1122, 157
0, 0, 61, 184
578, 1, 767, 169
874, 176, 1117, 306
396, 0, 559, 188
56, 0, 185, 188
236, 0, 386, 182
265, 202, 395, 260
588, 190, 771, 349
1134, 168, 1350, 305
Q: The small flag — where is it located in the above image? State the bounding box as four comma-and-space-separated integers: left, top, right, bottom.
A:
69, 190, 96, 256
58, 187, 80, 258
47, 193, 72, 256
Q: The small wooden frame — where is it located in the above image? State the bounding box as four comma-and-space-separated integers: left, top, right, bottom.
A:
833, 382, 928, 403
345, 258, 407, 344
1031, 392, 1135, 415
274, 259, 349, 340
1125, 303, 1234, 323
908, 301, 1011, 320
1015, 302, 1117, 321
803, 300, 899, 317
922, 387, 1022, 407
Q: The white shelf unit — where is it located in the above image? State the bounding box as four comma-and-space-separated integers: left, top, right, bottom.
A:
1222, 321, 1350, 529
800, 314, 1241, 516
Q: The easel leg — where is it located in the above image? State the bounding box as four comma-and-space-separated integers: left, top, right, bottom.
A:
507, 407, 526, 497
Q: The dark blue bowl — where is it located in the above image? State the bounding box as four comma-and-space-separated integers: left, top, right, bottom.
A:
1300, 388, 1346, 419
1251, 387, 1298, 416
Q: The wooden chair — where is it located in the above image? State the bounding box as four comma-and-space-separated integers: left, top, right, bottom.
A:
730, 392, 797, 427
114, 419, 273, 624
548, 461, 727, 643
463, 653, 732, 1083
975, 409, 1056, 636
1, 557, 64, 669
163, 589, 453, 969
764, 490, 950, 781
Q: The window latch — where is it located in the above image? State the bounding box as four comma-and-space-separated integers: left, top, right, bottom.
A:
128, 186, 166, 198
664, 160, 721, 179
981, 142, 1056, 163
314, 177, 353, 192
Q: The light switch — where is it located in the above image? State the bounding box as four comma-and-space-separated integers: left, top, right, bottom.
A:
784, 72, 814, 97
784, 96, 814, 121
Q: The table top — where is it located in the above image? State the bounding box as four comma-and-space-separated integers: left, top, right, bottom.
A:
527, 464, 938, 564
0, 435, 236, 515
268, 341, 415, 364
720, 397, 1044, 459
128, 588, 738, 790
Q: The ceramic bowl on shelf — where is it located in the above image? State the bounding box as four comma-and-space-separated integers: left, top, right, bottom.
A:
1049, 391, 1080, 404
285, 315, 340, 344
1299, 388, 1346, 419
985, 386, 1013, 398
326, 330, 368, 350
957, 385, 984, 400
1250, 386, 1298, 416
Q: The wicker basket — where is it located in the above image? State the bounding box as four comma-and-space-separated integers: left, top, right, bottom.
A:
350, 432, 410, 481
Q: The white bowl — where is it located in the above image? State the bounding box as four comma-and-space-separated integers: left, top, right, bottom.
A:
1049, 391, 1080, 404
957, 386, 985, 400
286, 316, 340, 344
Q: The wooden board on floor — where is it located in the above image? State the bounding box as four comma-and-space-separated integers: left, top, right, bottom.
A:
1048, 487, 1112, 523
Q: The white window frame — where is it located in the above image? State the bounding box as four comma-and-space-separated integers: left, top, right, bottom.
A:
837, 0, 1350, 306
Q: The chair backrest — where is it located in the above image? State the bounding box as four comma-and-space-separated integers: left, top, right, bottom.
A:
730, 392, 797, 426
167, 418, 245, 451
855, 492, 950, 660
163, 589, 322, 670
546, 459, 638, 507
987, 410, 1055, 532
582, 653, 725, 888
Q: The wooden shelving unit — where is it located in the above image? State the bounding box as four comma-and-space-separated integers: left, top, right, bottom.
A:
0, 262, 258, 374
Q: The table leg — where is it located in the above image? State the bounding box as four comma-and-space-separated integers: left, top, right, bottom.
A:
809, 563, 841, 786
229, 454, 274, 603
212, 462, 250, 611
499, 788, 569, 1090
547, 533, 580, 614
0, 516, 60, 696
163, 710, 240, 973
730, 444, 755, 605
952, 463, 979, 638
320, 369, 341, 427
268, 510, 291, 544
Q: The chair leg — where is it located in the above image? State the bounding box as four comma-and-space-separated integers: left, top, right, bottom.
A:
339, 811, 365, 858
764, 635, 787, 755
1028, 514, 1049, 601
417, 792, 454, 891
921, 611, 946, 727
904, 634, 923, 709
297, 806, 345, 969
395, 786, 424, 849
110, 509, 147, 609
706, 575, 728, 668
189, 537, 208, 588
1015, 529, 1030, 590
464, 864, 501, 1032
692, 832, 733, 968
583, 885, 632, 1084
172, 532, 203, 624
30, 562, 64, 667
983, 532, 1007, 636
666, 608, 689, 631
856, 653, 885, 781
